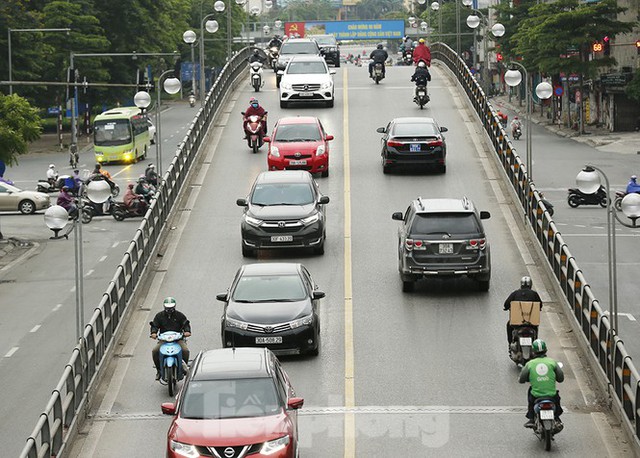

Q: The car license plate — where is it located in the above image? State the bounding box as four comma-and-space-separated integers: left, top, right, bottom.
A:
256, 336, 282, 344
271, 235, 293, 242
439, 243, 454, 254
539, 409, 554, 420
289, 159, 307, 165
519, 337, 532, 346
410, 143, 421, 152
299, 92, 314, 97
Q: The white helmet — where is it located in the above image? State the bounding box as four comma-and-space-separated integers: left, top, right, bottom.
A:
49, 164, 55, 169
418, 61, 426, 68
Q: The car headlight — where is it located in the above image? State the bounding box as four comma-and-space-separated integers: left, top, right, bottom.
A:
244, 215, 264, 227
260, 435, 290, 455
226, 317, 249, 330
169, 440, 199, 458
290, 315, 313, 329
320, 81, 333, 90
316, 145, 326, 156
301, 213, 320, 225
270, 146, 280, 158
281, 82, 292, 90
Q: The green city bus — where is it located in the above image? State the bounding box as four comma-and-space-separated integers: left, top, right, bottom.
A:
93, 107, 150, 164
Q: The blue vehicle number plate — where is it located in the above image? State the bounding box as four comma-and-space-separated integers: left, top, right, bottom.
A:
410, 143, 421, 152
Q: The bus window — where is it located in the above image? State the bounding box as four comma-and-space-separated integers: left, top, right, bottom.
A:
94, 120, 132, 146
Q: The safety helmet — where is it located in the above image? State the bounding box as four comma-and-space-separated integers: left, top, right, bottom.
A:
95, 163, 102, 169
521, 276, 532, 289
148, 163, 155, 169
632, 175, 637, 181
418, 61, 426, 68
49, 164, 55, 169
253, 49, 259, 54
138, 175, 146, 182
128, 183, 134, 189
251, 98, 259, 107
419, 38, 425, 43
377, 43, 383, 49
532, 339, 547, 356
514, 116, 519, 120
163, 297, 177, 312
61, 185, 69, 192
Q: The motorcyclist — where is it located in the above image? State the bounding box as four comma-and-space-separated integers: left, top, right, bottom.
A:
268, 34, 283, 50
503, 276, 542, 345
626, 175, 640, 194
135, 175, 155, 203
46, 164, 59, 187
123, 183, 146, 212
248, 49, 266, 64
510, 116, 522, 137
412, 38, 431, 66
88, 163, 116, 193
411, 60, 432, 85
145, 163, 159, 187
400, 36, 413, 54
497, 110, 508, 127
519, 339, 564, 429
150, 297, 191, 380
243, 97, 267, 135
56, 186, 78, 218
368, 43, 389, 79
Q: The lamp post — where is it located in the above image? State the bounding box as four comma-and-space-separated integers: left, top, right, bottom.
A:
430, 2, 441, 42
8, 27, 71, 95
133, 73, 181, 179
199, 15, 220, 105
183, 30, 197, 98
44, 180, 111, 340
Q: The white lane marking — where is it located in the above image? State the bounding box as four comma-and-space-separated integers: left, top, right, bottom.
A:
593, 226, 604, 229
110, 164, 133, 179
53, 304, 62, 311
575, 224, 586, 228
84, 269, 94, 277
4, 347, 19, 358
111, 242, 119, 248
30, 325, 41, 333
99, 255, 107, 263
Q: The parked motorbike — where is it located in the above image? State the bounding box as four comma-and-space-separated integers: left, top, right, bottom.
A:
249, 61, 264, 92
83, 196, 114, 219
567, 186, 607, 208
414, 84, 430, 109
513, 126, 522, 140
372, 62, 384, 84
530, 396, 563, 451
268, 46, 279, 70
37, 177, 62, 193
509, 326, 537, 366
188, 93, 196, 107
156, 331, 187, 396
111, 199, 147, 221
242, 111, 267, 154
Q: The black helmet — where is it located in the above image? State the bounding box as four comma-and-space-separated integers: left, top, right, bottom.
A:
521, 276, 532, 289
377, 43, 383, 50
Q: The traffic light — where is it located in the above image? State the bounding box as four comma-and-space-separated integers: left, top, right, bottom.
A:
636, 39, 640, 55
603, 36, 610, 56
592, 41, 603, 53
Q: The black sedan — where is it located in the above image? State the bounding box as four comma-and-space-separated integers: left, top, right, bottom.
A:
377, 117, 448, 174
217, 263, 324, 356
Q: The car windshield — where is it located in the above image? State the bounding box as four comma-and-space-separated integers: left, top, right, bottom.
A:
281, 42, 318, 55
233, 274, 307, 302
410, 213, 480, 236
94, 119, 132, 146
392, 122, 439, 137
0, 182, 21, 193
274, 123, 321, 142
287, 61, 327, 74
314, 36, 336, 46
251, 183, 315, 205
180, 378, 281, 419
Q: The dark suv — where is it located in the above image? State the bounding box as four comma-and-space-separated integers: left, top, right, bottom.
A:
310, 34, 340, 67
275, 38, 321, 87
237, 171, 329, 257
392, 197, 491, 292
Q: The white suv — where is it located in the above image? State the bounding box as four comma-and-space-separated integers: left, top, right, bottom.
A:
279, 56, 336, 108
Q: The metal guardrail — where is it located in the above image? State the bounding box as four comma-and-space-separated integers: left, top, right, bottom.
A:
431, 42, 640, 448
18, 47, 252, 458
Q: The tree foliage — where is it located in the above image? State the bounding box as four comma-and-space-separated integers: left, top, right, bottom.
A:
281, 0, 338, 21
0, 94, 42, 166
626, 69, 640, 103
352, 0, 403, 20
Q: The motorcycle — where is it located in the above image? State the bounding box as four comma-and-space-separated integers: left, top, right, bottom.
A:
530, 396, 563, 451
111, 199, 148, 221
188, 93, 196, 107
372, 62, 385, 84
513, 125, 522, 140
242, 111, 267, 154
414, 84, 430, 109
613, 190, 640, 211
37, 177, 62, 193
249, 61, 264, 92
268, 46, 279, 70
83, 196, 114, 220
402, 49, 413, 66
156, 331, 187, 396
509, 326, 537, 366
567, 186, 607, 208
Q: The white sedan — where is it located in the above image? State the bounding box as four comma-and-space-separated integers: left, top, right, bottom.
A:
278, 56, 336, 108
0, 181, 51, 214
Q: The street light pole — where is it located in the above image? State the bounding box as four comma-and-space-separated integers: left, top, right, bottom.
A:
200, 15, 220, 105
7, 27, 71, 95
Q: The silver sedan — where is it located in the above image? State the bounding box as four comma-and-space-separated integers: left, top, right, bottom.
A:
0, 182, 51, 214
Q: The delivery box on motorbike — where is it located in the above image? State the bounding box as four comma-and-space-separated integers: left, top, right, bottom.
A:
509, 301, 541, 326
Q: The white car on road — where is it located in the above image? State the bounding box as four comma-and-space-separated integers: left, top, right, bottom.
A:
279, 56, 336, 108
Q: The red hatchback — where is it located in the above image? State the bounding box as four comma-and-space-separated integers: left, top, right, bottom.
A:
265, 116, 334, 177
162, 348, 303, 458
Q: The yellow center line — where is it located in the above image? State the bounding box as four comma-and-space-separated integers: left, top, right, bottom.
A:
343, 67, 356, 458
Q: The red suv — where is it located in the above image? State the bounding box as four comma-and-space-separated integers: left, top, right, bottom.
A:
162, 347, 303, 458
265, 116, 334, 177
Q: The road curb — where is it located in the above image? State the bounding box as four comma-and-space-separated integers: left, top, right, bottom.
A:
0, 238, 38, 274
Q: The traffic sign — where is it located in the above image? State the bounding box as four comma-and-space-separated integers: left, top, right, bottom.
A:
553, 86, 563, 97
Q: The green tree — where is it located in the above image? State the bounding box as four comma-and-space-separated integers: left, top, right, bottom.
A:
0, 94, 42, 166
282, 0, 338, 21
353, 0, 403, 20
626, 69, 640, 104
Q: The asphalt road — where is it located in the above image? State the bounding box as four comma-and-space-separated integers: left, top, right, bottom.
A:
0, 102, 197, 457
63, 64, 634, 456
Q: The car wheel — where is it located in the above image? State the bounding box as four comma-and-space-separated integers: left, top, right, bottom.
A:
276, 76, 281, 88
326, 99, 334, 108
440, 164, 446, 174
477, 279, 490, 292
402, 280, 415, 292
313, 241, 325, 255
242, 243, 256, 258
321, 169, 329, 178
280, 100, 288, 108
335, 59, 341, 68
309, 333, 320, 356
18, 199, 36, 214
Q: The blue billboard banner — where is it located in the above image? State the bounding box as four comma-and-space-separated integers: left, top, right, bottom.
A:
305, 20, 404, 41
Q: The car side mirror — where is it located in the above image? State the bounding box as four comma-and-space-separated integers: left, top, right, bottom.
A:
325, 135, 334, 141
440, 127, 448, 133
480, 211, 491, 220
330, 69, 336, 75
376, 127, 386, 134
161, 402, 176, 415
236, 198, 248, 207
287, 397, 304, 410
319, 195, 330, 204
392, 212, 403, 221
216, 293, 228, 302
263, 137, 271, 143
313, 291, 325, 300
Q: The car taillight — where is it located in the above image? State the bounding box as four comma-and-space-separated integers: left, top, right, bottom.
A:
405, 239, 414, 251
387, 140, 403, 147
427, 140, 443, 147
468, 239, 486, 250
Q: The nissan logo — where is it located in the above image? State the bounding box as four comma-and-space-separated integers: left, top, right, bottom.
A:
264, 326, 274, 334
224, 447, 235, 458
278, 221, 286, 228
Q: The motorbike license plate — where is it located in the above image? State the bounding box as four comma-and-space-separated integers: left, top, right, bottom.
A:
298, 92, 314, 97
539, 409, 554, 420
256, 336, 282, 344
439, 243, 454, 254
271, 235, 293, 242
418, 91, 426, 96
289, 160, 307, 165
519, 337, 532, 346
410, 143, 421, 152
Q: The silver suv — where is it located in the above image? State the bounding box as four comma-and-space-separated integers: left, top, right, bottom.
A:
392, 197, 491, 292
275, 38, 321, 87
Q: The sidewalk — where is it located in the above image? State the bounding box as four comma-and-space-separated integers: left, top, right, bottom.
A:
491, 94, 640, 156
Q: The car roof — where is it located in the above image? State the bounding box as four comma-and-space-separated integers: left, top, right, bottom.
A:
391, 117, 437, 124
413, 197, 477, 213
193, 348, 273, 380
241, 262, 301, 276
284, 38, 316, 43
275, 116, 319, 125
256, 170, 313, 184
